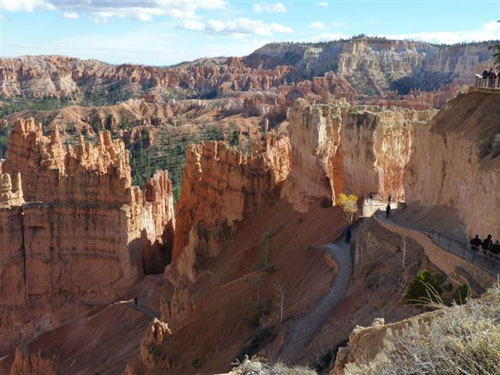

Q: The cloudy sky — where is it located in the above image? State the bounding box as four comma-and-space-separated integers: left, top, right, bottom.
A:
1, 0, 499, 66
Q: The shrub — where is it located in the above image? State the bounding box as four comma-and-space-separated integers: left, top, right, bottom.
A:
404, 270, 444, 305
453, 284, 470, 305
345, 284, 500, 375
230, 357, 316, 375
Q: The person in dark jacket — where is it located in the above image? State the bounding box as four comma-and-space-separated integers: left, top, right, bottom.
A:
491, 240, 500, 256
470, 235, 482, 251
489, 68, 497, 88
482, 69, 489, 87
344, 226, 352, 244
482, 234, 493, 254
386, 204, 391, 218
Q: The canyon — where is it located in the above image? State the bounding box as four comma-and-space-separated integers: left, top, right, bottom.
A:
0, 36, 499, 375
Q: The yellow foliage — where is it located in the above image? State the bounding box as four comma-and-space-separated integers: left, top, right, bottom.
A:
337, 193, 359, 214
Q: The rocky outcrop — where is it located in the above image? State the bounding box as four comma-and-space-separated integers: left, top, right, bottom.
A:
9, 344, 59, 375
0, 118, 174, 348
281, 98, 350, 212
0, 172, 24, 207
405, 90, 500, 239
125, 318, 172, 374
341, 106, 436, 201
331, 313, 439, 375
169, 136, 290, 282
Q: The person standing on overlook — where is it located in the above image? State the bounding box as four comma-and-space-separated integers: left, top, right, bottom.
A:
482, 69, 489, 87
482, 234, 493, 254
470, 235, 482, 251
489, 68, 497, 88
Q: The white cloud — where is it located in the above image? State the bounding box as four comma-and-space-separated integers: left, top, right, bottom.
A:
206, 18, 292, 37
62, 12, 79, 19
317, 2, 329, 7
2, 0, 55, 12
389, 21, 500, 44
332, 21, 346, 27
182, 19, 205, 31
3, 0, 228, 22
310, 22, 327, 30
253, 2, 287, 13
3, 23, 269, 65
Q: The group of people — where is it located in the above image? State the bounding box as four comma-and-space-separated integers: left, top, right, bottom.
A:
481, 68, 499, 88
470, 234, 500, 257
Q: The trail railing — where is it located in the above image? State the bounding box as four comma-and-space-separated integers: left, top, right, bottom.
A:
474, 74, 500, 89
374, 209, 500, 277
428, 229, 500, 273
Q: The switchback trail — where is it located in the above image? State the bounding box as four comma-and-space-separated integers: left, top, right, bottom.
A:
278, 222, 359, 361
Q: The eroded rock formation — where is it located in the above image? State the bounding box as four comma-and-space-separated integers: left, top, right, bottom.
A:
405, 90, 500, 238
169, 136, 290, 282
9, 344, 59, 375
281, 98, 350, 212
341, 106, 436, 200
0, 118, 174, 349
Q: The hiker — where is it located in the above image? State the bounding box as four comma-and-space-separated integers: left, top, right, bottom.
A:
491, 240, 500, 256
482, 234, 493, 254
482, 69, 489, 87
470, 235, 482, 251
489, 68, 497, 88
386, 204, 391, 218
134, 297, 138, 307
344, 226, 352, 244
369, 192, 374, 201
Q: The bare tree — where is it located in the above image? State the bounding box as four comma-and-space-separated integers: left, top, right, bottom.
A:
273, 281, 286, 322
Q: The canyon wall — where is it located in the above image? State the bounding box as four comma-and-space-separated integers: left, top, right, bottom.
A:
281, 98, 349, 212
341, 106, 436, 201
0, 118, 174, 348
246, 38, 493, 94
169, 136, 290, 282
405, 90, 500, 239
1, 39, 491, 101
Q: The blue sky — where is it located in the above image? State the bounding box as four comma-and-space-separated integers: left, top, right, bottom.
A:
1, 0, 499, 66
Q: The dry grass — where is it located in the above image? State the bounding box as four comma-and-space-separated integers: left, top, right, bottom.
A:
229, 357, 316, 375
345, 284, 500, 375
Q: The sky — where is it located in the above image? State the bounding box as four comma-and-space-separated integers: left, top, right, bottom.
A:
1, 0, 499, 66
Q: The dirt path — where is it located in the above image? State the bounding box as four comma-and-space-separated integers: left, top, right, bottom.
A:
278, 223, 358, 361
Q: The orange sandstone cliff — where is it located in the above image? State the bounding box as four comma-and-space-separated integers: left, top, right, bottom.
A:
169, 136, 290, 283
405, 90, 500, 238
281, 98, 349, 212
341, 106, 436, 201
0, 118, 174, 352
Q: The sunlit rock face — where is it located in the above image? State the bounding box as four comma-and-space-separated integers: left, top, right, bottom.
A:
405, 90, 500, 239
281, 98, 350, 212
341, 106, 436, 201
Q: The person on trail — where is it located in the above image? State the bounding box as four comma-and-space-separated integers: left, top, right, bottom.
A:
470, 235, 482, 251
369, 192, 374, 201
134, 297, 138, 307
491, 240, 500, 256
386, 204, 391, 218
482, 234, 493, 254
489, 68, 497, 88
344, 226, 352, 244
482, 69, 489, 87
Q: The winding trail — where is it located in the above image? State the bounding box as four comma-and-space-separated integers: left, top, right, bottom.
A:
125, 297, 160, 320
278, 222, 358, 361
